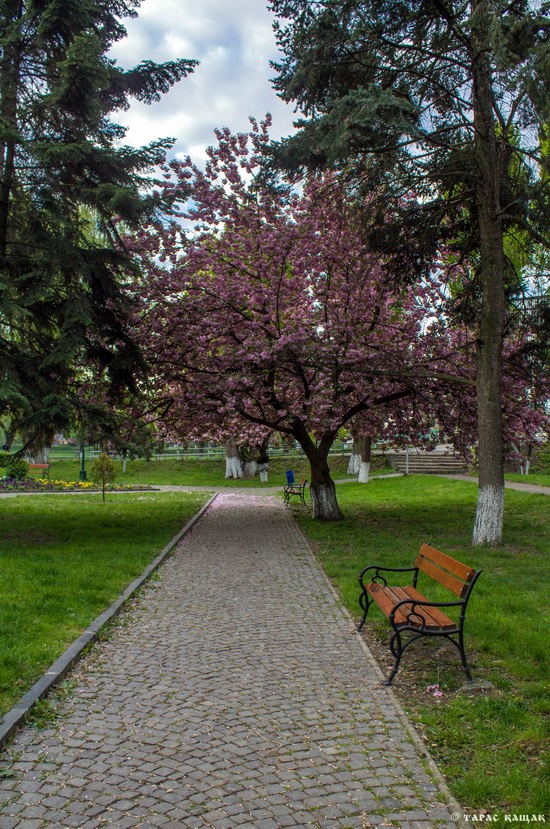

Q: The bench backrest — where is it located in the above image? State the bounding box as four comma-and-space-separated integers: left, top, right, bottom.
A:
414, 543, 478, 598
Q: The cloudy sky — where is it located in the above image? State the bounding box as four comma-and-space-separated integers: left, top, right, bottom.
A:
110, 0, 297, 163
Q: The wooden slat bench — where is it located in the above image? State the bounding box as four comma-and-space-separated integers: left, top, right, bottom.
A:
357, 543, 481, 685
28, 463, 50, 479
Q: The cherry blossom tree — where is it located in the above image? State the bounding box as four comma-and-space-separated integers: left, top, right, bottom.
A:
131, 122, 548, 523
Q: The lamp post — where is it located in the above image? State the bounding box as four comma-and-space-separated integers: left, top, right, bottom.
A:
79, 438, 87, 481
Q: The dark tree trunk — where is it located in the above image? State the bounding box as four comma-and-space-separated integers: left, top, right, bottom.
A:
0, 3, 21, 262
347, 435, 361, 475
292, 420, 344, 520
470, 2, 506, 546
358, 435, 372, 483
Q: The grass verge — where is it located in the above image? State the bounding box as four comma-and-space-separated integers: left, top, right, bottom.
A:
0, 491, 209, 717
294, 475, 549, 824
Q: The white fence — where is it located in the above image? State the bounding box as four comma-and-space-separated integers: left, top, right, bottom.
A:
43, 441, 354, 462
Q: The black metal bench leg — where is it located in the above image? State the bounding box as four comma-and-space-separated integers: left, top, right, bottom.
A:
458, 630, 473, 681
356, 589, 372, 631
383, 630, 403, 686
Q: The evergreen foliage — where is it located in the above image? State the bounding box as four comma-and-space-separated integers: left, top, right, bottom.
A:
0, 0, 197, 451
269, 0, 550, 279
268, 0, 550, 543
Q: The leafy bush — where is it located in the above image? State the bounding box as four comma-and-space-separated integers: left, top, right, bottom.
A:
0, 455, 29, 480
531, 442, 550, 473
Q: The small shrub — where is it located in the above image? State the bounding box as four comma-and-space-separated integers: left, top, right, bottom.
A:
5, 456, 29, 480
90, 453, 116, 501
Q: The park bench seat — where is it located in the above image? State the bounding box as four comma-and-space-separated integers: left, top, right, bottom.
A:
283, 470, 308, 506
357, 543, 481, 685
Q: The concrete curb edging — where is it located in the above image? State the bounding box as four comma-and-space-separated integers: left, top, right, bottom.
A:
0, 492, 218, 751
290, 514, 469, 829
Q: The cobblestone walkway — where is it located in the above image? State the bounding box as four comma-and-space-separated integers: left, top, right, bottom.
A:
0, 493, 460, 829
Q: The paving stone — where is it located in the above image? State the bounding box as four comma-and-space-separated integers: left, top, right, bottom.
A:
41, 810, 68, 822
0, 818, 20, 829
0, 494, 461, 828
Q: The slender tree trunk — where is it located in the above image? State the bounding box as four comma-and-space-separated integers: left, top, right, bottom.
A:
257, 438, 269, 482
471, 2, 506, 546
347, 435, 361, 475
358, 435, 372, 483
292, 420, 343, 520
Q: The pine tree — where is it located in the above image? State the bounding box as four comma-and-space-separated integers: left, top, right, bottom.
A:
269, 0, 550, 544
0, 0, 196, 450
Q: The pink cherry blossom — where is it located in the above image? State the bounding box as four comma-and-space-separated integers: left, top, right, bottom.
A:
127, 121, 550, 517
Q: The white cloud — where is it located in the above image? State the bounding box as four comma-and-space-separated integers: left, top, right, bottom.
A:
109, 0, 296, 163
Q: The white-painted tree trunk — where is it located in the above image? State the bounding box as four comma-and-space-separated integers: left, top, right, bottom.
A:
358, 461, 370, 483
258, 463, 269, 482
31, 446, 49, 464
225, 456, 243, 478
347, 436, 361, 475
357, 435, 372, 484
224, 439, 243, 479
310, 480, 344, 520
122, 453, 127, 473
347, 452, 360, 475
244, 460, 257, 478
511, 442, 531, 475
472, 484, 504, 545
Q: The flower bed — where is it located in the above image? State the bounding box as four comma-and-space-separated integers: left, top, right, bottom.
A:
0, 477, 153, 493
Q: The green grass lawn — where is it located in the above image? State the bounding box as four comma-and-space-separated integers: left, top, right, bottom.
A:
294, 475, 549, 823
0, 491, 209, 716
47, 453, 362, 488
2, 463, 546, 822
506, 471, 550, 487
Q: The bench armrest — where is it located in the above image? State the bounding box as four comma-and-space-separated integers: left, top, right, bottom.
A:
359, 564, 417, 585
388, 597, 465, 622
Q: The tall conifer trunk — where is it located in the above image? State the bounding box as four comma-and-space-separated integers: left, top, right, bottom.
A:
471, 1, 506, 545
0, 1, 21, 261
